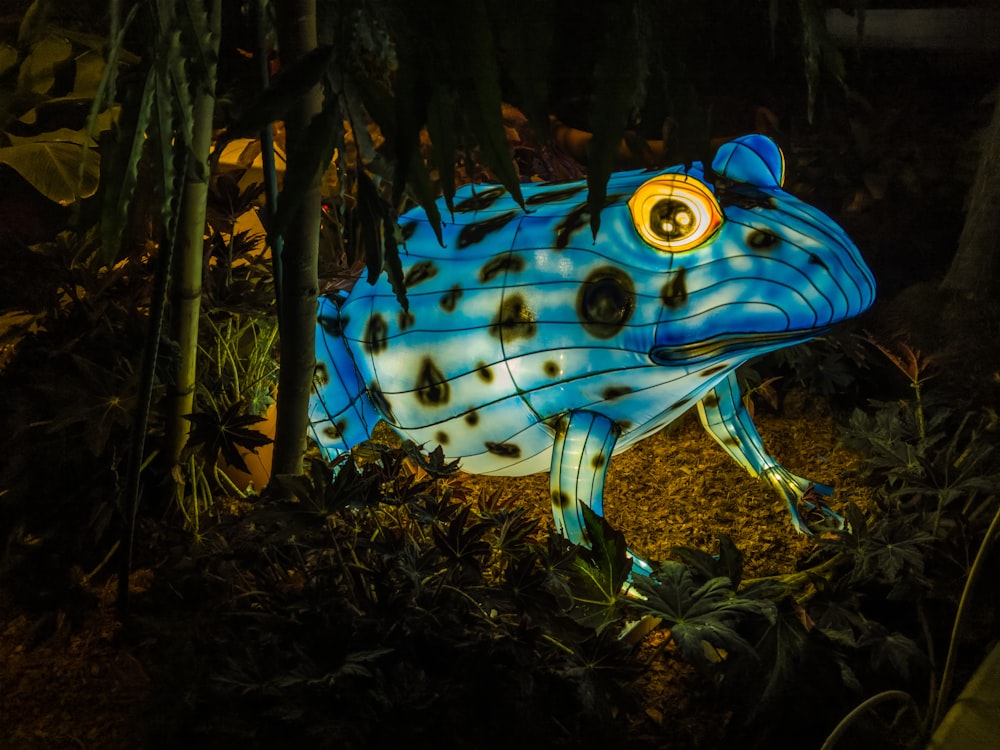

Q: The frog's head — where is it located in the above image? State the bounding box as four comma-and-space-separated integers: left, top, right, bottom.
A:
637, 134, 876, 367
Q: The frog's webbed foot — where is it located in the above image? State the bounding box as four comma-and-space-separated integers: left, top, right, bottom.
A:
699, 373, 843, 536
763, 466, 842, 534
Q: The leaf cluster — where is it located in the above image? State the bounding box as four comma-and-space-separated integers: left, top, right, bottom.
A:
146, 446, 647, 748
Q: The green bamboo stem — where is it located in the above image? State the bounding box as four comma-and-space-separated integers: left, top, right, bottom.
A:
268, 0, 322, 484
166, 0, 222, 465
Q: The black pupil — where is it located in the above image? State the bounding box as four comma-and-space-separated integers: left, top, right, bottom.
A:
649, 198, 695, 242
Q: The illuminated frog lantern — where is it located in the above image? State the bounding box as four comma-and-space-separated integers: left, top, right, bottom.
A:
309, 134, 876, 575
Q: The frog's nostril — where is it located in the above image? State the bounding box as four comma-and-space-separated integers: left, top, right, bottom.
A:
807, 252, 829, 270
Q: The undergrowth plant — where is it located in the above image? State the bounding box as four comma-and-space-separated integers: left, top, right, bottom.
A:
150, 446, 646, 749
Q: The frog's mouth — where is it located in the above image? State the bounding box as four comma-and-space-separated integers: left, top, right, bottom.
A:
649, 328, 828, 366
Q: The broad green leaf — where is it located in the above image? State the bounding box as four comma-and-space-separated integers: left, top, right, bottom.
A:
0, 44, 17, 78
17, 34, 72, 95
0, 137, 99, 204
17, 0, 50, 45
752, 602, 809, 708
564, 504, 631, 633
632, 561, 769, 665
6, 126, 93, 146
73, 49, 106, 98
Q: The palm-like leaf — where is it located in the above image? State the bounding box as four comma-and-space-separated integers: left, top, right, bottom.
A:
564, 504, 631, 633
186, 401, 271, 473
631, 561, 771, 665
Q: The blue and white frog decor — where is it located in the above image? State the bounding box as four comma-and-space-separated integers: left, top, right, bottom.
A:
309, 134, 876, 575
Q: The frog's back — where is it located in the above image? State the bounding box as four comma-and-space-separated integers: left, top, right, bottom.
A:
314, 135, 875, 479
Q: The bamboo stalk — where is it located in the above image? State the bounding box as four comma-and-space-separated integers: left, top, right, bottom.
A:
166, 0, 222, 465
268, 0, 322, 483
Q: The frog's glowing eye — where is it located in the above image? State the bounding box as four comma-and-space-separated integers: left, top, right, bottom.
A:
629, 175, 722, 252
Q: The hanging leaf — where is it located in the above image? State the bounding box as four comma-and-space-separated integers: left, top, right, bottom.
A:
586, 3, 648, 237
454, 0, 523, 207
98, 64, 155, 264
382, 212, 408, 310
426, 84, 458, 212
488, 0, 553, 135
271, 100, 342, 240
225, 44, 336, 139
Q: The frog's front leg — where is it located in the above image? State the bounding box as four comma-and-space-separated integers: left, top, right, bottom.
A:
550, 411, 654, 577
697, 372, 840, 534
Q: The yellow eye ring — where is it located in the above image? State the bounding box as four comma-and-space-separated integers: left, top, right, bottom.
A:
628, 174, 723, 252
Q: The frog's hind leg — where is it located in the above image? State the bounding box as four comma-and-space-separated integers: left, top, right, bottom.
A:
550, 411, 653, 578
308, 294, 380, 463
697, 372, 840, 533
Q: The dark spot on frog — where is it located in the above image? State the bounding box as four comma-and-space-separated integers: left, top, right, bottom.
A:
723, 436, 741, 448
700, 364, 728, 377
554, 195, 625, 249
403, 260, 438, 288
577, 266, 636, 339
399, 221, 419, 243
660, 267, 688, 310
702, 393, 720, 408
319, 312, 348, 338
314, 362, 330, 387
555, 204, 590, 249
748, 229, 781, 250
543, 360, 560, 378
490, 294, 537, 341
526, 185, 586, 206
590, 453, 607, 470
435, 431, 449, 445
479, 252, 526, 283
363, 313, 389, 354
440, 284, 463, 312
615, 419, 633, 432
454, 186, 506, 212
485, 441, 521, 458
458, 211, 518, 248
670, 397, 692, 411
369, 382, 396, 424
415, 357, 450, 406
464, 411, 479, 426
475, 362, 494, 383
398, 310, 415, 331
323, 419, 348, 440
551, 490, 572, 509
601, 385, 633, 401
